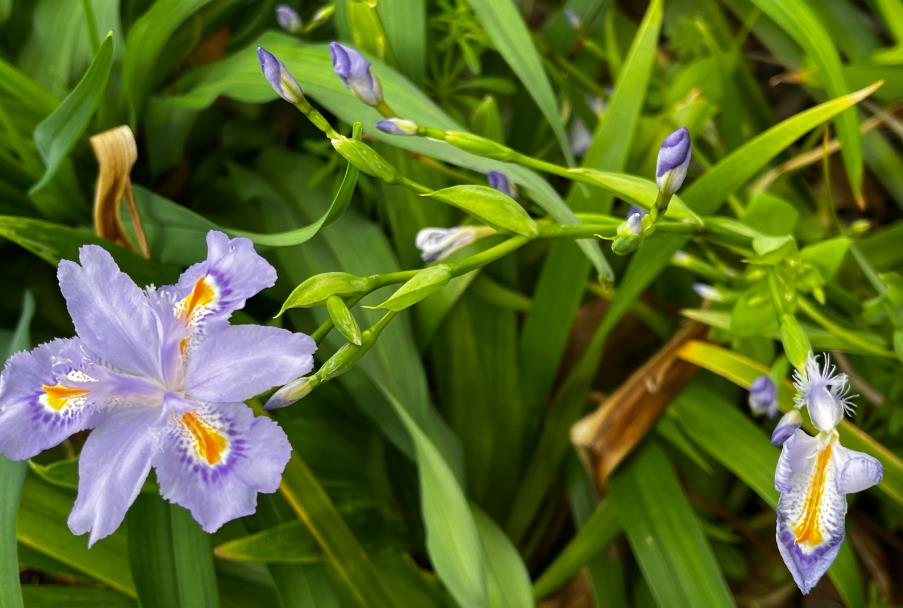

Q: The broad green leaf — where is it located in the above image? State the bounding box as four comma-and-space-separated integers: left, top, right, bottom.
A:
0, 292, 35, 608
670, 380, 865, 606
463, 0, 573, 163
532, 498, 619, 600
423, 185, 537, 236
731, 282, 779, 337
800, 236, 851, 282
121, 0, 213, 121
609, 441, 734, 607
741, 192, 799, 236
0, 215, 172, 286
126, 495, 218, 608
280, 455, 401, 608
748, 0, 866, 204
17, 477, 135, 596
20, 587, 136, 608
31, 33, 113, 193
153, 32, 610, 279
676, 340, 903, 506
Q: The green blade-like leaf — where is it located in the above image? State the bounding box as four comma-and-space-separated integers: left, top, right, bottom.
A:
376, 0, 426, 85
0, 215, 172, 286
380, 393, 489, 608
20, 587, 136, 608
17, 477, 135, 596
463, 0, 573, 164
748, 0, 865, 204
609, 441, 734, 607
121, 0, 213, 121
280, 455, 401, 608
31, 32, 112, 193
472, 506, 533, 608
126, 495, 218, 608
532, 498, 619, 600
0, 292, 35, 608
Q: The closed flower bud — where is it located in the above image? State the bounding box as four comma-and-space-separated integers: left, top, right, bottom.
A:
692, 282, 722, 302
611, 213, 646, 255
326, 295, 362, 346
330, 42, 383, 106
656, 127, 691, 195
331, 136, 398, 183
375, 118, 419, 136
257, 47, 304, 104
415, 226, 491, 262
443, 132, 513, 160
487, 171, 517, 198
748, 375, 778, 416
265, 376, 318, 410
564, 9, 581, 30
770, 408, 802, 446
275, 5, 303, 34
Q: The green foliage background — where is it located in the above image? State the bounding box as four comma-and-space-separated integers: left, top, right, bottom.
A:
0, 0, 901, 606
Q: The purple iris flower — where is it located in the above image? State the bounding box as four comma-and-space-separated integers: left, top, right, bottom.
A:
0, 231, 314, 545
329, 42, 383, 107
655, 127, 691, 195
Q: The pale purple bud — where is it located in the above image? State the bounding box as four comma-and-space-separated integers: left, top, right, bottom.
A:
564, 9, 581, 30
625, 212, 643, 236
770, 409, 802, 446
692, 282, 721, 302
487, 171, 516, 197
375, 118, 419, 136
415, 227, 480, 262
257, 47, 304, 104
330, 42, 383, 106
748, 375, 778, 416
265, 376, 317, 410
656, 127, 691, 195
276, 5, 303, 34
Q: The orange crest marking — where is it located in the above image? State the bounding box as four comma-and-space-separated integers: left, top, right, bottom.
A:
793, 442, 834, 547
182, 411, 228, 465
180, 276, 217, 322
41, 384, 89, 411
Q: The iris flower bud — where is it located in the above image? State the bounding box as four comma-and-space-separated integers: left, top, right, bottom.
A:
656, 127, 692, 196
330, 42, 383, 107
415, 226, 493, 261
375, 118, 419, 136
749, 375, 778, 417
257, 47, 304, 104
275, 5, 303, 34
487, 171, 516, 198
770, 408, 802, 446
265, 376, 318, 410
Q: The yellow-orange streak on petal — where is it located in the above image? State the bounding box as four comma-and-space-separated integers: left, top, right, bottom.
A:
179, 337, 189, 356
180, 276, 216, 321
793, 442, 833, 547
41, 384, 89, 411
182, 412, 228, 465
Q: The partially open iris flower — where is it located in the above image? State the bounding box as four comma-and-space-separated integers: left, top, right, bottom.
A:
0, 231, 315, 545
775, 353, 882, 594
